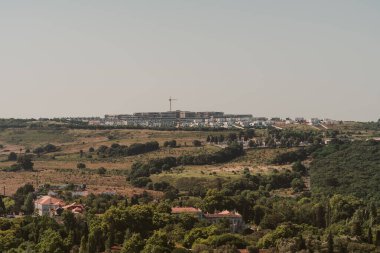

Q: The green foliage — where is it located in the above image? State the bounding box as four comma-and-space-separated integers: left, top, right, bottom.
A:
36, 229, 65, 253
97, 167, 107, 175
257, 223, 302, 248
202, 189, 234, 213
271, 148, 308, 165
292, 161, 307, 175
131, 177, 152, 187
327, 232, 334, 253
291, 178, 305, 192
310, 141, 380, 200
33, 144, 59, 154
16, 155, 34, 171
121, 233, 144, 253
192, 140, 202, 147
77, 163, 86, 169
22, 193, 35, 215
13, 183, 35, 213
97, 141, 159, 157
8, 152, 17, 161
164, 140, 177, 148
183, 226, 217, 248
200, 233, 247, 248
142, 230, 174, 253
0, 197, 5, 216
129, 143, 245, 186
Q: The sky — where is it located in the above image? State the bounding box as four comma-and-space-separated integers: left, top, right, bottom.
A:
0, 1, 379, 121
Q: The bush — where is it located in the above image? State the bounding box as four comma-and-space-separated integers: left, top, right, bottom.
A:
16, 156, 34, 171
131, 177, 152, 187
97, 167, 107, 175
77, 163, 86, 169
33, 144, 59, 154
291, 178, 305, 192
8, 152, 17, 161
164, 140, 177, 148
192, 140, 202, 147
96, 141, 159, 157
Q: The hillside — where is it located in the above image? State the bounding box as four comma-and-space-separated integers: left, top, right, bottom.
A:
310, 140, 380, 200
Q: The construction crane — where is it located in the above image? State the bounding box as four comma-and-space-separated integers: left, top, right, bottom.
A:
168, 97, 177, 112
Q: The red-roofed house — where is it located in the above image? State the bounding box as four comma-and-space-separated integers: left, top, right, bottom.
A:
35, 196, 66, 216
171, 207, 203, 218
62, 203, 85, 214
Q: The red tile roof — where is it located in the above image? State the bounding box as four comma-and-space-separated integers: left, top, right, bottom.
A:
35, 196, 65, 206
171, 207, 202, 214
63, 203, 85, 213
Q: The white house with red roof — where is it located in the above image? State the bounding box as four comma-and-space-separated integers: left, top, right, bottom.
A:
34, 196, 65, 216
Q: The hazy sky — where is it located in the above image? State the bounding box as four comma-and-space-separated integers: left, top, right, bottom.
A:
0, 1, 379, 121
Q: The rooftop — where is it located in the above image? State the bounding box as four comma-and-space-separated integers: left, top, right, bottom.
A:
35, 196, 65, 206
171, 207, 202, 214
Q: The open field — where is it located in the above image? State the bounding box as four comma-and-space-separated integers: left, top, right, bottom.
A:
0, 128, 233, 196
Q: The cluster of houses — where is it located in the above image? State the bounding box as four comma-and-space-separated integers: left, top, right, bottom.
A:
34, 184, 88, 217
94, 111, 253, 129
83, 111, 338, 129
34, 195, 85, 216
33, 197, 244, 233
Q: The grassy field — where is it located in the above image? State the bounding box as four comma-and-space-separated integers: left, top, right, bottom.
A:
0, 128, 234, 196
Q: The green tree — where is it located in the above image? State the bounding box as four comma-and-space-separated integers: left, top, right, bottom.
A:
368, 227, 373, 244
22, 192, 34, 215
376, 230, 380, 246
202, 189, 233, 213
79, 235, 88, 253
192, 140, 202, 147
253, 205, 266, 225
120, 233, 144, 253
291, 178, 305, 192
62, 210, 76, 232
36, 229, 65, 253
17, 155, 34, 171
352, 220, 363, 238
292, 161, 307, 175
142, 230, 174, 253
97, 167, 107, 175
327, 232, 334, 253
8, 152, 17, 161
0, 196, 5, 216
77, 163, 86, 169
3, 197, 15, 214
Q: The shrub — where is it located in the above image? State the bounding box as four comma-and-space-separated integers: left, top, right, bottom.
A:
192, 140, 202, 147
77, 163, 86, 169
8, 152, 17, 161
97, 167, 107, 175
